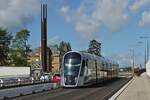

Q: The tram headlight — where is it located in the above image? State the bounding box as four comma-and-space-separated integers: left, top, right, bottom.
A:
64, 77, 66, 82
75, 77, 77, 82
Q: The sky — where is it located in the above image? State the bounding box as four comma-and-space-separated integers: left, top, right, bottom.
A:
0, 0, 150, 67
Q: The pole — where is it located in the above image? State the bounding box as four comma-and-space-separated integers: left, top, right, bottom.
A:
132, 49, 135, 75
147, 40, 149, 62
145, 47, 147, 69
139, 36, 149, 71
41, 3, 48, 73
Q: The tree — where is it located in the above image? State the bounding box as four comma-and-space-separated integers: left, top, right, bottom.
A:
0, 28, 12, 65
10, 29, 31, 66
88, 40, 101, 56
59, 41, 72, 68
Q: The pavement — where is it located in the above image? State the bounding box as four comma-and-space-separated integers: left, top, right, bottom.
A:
116, 72, 150, 100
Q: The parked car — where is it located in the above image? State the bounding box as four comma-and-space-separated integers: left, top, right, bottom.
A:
51, 74, 60, 83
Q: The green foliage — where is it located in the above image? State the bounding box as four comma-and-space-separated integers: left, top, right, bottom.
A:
59, 41, 72, 67
10, 48, 28, 66
12, 29, 30, 49
88, 40, 101, 56
59, 41, 72, 56
10, 29, 31, 66
0, 28, 12, 65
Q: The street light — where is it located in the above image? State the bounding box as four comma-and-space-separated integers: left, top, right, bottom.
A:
129, 49, 135, 76
140, 36, 149, 62
132, 49, 135, 75
138, 41, 147, 69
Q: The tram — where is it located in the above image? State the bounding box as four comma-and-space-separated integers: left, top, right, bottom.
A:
60, 51, 119, 87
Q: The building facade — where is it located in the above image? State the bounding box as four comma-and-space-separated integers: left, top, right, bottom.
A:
29, 45, 60, 76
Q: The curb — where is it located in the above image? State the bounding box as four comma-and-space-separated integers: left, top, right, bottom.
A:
109, 77, 134, 100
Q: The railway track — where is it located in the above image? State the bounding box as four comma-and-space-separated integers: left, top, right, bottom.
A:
9, 77, 131, 100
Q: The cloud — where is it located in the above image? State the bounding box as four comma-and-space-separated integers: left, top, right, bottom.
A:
129, 0, 150, 26
0, 0, 40, 31
60, 0, 129, 38
108, 51, 144, 67
75, 15, 100, 38
60, 6, 72, 22
139, 11, 150, 26
130, 0, 150, 12
92, 0, 129, 31
108, 53, 132, 67
60, 6, 69, 15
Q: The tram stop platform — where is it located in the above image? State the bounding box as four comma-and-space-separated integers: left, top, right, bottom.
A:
115, 72, 150, 100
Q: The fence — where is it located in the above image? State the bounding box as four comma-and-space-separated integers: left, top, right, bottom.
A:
0, 77, 51, 88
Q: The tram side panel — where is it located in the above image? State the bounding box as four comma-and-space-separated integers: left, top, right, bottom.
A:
83, 59, 96, 85
97, 61, 106, 83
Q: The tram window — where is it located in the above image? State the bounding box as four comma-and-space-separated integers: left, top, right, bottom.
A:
63, 52, 81, 76
80, 60, 85, 76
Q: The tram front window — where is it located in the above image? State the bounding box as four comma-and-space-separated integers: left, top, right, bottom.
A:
64, 59, 80, 76
64, 52, 81, 77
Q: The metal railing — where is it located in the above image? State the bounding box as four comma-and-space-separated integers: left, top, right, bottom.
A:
0, 77, 51, 88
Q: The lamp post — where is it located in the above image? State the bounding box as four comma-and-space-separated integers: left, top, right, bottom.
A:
132, 49, 135, 75
138, 41, 147, 69
129, 49, 135, 76
147, 39, 149, 61
140, 36, 149, 63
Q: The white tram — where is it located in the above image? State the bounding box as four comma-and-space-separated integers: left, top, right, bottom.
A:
60, 51, 119, 87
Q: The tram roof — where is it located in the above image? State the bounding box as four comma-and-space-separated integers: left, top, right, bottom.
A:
65, 51, 118, 65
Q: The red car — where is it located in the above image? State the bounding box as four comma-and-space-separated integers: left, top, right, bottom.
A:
51, 74, 61, 83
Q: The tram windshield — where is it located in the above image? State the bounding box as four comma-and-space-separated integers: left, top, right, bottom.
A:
63, 52, 81, 76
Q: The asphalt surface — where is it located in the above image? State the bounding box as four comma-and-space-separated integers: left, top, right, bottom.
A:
8, 78, 131, 100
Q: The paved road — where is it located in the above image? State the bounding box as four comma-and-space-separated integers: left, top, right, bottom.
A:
116, 73, 150, 100
9, 78, 130, 100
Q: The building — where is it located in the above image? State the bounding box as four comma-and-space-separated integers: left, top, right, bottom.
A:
29, 45, 60, 75
49, 45, 60, 73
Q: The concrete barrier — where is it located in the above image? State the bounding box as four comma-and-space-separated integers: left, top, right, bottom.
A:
0, 83, 59, 99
